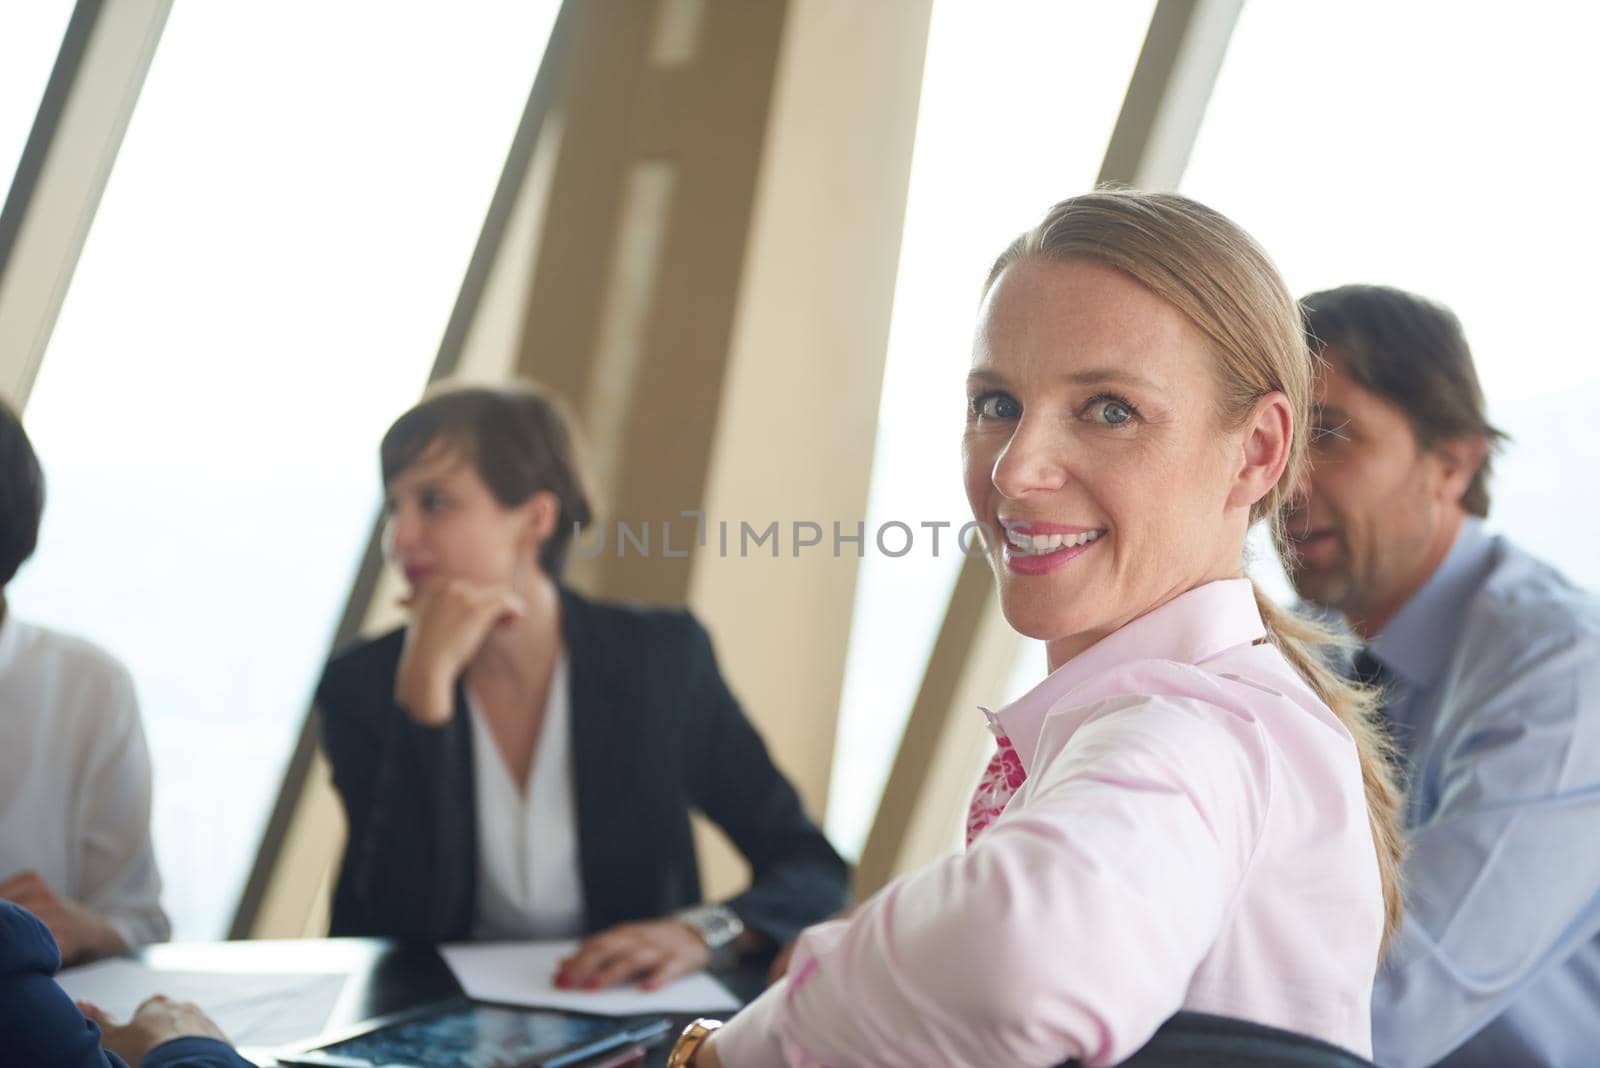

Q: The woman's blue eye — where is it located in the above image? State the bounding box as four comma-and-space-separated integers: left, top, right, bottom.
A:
972, 393, 1021, 420
1096, 399, 1133, 425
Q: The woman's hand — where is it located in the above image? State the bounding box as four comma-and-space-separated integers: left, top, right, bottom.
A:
82, 995, 230, 1064
555, 919, 711, 991
0, 870, 125, 965
394, 579, 525, 725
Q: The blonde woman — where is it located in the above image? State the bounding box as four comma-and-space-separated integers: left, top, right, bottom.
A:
673, 191, 1403, 1067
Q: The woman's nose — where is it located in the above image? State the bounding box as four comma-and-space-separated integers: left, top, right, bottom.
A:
991, 420, 1069, 499
384, 511, 421, 560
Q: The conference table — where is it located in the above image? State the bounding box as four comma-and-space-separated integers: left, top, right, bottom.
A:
134, 938, 766, 1067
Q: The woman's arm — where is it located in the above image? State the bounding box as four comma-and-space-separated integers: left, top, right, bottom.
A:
0, 901, 125, 1067
75, 666, 169, 952
554, 613, 850, 992
318, 642, 470, 941
710, 695, 1268, 1067
682, 616, 850, 947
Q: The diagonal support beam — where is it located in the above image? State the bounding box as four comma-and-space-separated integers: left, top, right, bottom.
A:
1099, 0, 1247, 190
0, 0, 172, 407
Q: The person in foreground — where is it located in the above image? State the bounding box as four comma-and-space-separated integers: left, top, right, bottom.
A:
675, 190, 1405, 1067
318, 384, 848, 989
1287, 285, 1600, 1067
1, 900, 251, 1067
0, 398, 170, 966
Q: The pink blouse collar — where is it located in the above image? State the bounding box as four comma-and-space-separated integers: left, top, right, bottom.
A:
991, 578, 1267, 773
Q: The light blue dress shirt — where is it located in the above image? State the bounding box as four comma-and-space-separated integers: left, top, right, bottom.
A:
1368, 517, 1600, 1067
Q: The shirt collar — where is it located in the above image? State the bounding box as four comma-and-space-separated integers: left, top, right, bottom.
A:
991, 578, 1266, 773
1369, 517, 1495, 689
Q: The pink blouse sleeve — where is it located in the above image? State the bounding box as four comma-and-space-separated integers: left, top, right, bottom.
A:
713, 694, 1270, 1068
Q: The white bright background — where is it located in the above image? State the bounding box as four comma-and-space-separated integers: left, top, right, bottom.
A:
1183, 0, 1600, 595
8, 1, 559, 939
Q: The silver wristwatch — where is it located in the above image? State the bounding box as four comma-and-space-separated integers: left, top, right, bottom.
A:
675, 903, 745, 966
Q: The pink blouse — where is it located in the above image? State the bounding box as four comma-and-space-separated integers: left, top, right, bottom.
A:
714, 579, 1384, 1067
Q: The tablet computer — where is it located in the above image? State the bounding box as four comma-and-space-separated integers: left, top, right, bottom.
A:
278, 997, 674, 1068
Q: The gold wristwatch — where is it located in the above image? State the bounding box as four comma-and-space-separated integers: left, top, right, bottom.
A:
666, 1017, 723, 1067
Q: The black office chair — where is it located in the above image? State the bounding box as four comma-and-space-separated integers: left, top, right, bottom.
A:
1060, 1011, 1378, 1067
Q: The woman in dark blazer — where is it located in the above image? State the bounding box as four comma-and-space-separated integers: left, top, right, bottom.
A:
317, 383, 847, 990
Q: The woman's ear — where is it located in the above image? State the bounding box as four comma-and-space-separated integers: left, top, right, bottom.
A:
1228, 391, 1293, 511
520, 490, 562, 556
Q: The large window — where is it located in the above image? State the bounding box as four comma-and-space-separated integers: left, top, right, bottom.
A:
824, 0, 1158, 860
9, 1, 560, 939
0, 2, 76, 208
1183, 0, 1600, 596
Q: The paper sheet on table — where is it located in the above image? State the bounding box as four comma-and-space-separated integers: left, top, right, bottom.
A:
55, 958, 346, 1049
441, 940, 739, 1016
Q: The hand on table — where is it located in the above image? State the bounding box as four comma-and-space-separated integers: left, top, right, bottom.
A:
0, 869, 125, 965
555, 918, 711, 992
81, 995, 230, 1065
394, 579, 525, 725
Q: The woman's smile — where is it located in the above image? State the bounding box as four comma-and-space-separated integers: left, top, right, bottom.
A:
1001, 522, 1108, 575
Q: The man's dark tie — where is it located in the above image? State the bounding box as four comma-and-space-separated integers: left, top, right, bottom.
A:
1351, 647, 1391, 702
1352, 647, 1409, 774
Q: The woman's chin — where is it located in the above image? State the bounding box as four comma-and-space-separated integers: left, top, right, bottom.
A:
998, 601, 1089, 646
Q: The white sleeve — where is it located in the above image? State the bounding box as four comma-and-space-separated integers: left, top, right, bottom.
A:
77, 661, 170, 946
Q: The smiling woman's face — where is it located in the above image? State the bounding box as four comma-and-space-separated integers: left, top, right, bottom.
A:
964, 256, 1256, 666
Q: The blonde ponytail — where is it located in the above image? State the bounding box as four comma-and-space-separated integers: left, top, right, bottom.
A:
1251, 582, 1406, 949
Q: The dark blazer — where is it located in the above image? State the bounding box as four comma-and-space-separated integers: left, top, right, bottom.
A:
0, 902, 253, 1068
318, 586, 848, 947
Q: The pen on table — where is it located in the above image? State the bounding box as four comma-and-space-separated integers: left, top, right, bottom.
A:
583, 1044, 647, 1068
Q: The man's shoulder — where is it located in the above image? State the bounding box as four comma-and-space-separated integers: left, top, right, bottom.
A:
6, 618, 134, 689
1439, 537, 1600, 723
0, 619, 139, 735
1467, 536, 1600, 648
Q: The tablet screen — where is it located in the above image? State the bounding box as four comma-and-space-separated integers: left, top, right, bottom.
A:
292, 1003, 667, 1068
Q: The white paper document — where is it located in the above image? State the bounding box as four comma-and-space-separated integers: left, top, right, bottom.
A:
440, 940, 740, 1016
55, 958, 346, 1049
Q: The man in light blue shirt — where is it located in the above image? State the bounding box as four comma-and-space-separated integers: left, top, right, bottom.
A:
1287, 284, 1600, 1067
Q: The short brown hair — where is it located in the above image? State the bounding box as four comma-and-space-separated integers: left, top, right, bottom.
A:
0, 397, 45, 588
1300, 284, 1507, 517
380, 383, 593, 577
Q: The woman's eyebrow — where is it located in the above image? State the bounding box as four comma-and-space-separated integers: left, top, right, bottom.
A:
967, 366, 1164, 394
1062, 367, 1160, 392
